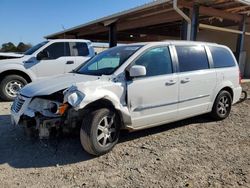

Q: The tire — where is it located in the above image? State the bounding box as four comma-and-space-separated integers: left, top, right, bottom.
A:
0, 75, 27, 101
80, 108, 120, 156
210, 90, 232, 120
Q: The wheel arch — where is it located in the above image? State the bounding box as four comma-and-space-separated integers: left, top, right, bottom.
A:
81, 98, 125, 129
0, 70, 32, 83
219, 86, 234, 101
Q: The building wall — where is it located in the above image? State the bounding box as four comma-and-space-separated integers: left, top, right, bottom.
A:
197, 26, 250, 78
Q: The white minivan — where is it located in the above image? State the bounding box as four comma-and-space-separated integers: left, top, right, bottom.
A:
0, 39, 95, 101
11, 41, 242, 156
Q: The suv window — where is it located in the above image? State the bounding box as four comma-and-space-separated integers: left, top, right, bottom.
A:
176, 45, 209, 72
43, 42, 70, 60
70, 42, 89, 56
133, 46, 173, 77
209, 46, 236, 68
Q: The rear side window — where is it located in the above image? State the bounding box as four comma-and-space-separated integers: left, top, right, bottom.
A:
70, 42, 89, 56
209, 46, 236, 68
43, 42, 70, 60
176, 45, 209, 72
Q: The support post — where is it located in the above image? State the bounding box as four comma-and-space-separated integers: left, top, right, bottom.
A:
236, 15, 246, 62
191, 3, 199, 41
109, 23, 117, 48
181, 8, 190, 40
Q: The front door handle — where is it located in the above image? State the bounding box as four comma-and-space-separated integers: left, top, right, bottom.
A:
181, 78, 191, 84
165, 80, 176, 86
66, 61, 74, 64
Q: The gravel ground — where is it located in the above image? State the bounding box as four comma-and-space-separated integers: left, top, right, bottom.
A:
0, 84, 249, 188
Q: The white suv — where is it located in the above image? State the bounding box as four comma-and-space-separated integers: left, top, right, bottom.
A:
0, 39, 95, 101
11, 41, 242, 156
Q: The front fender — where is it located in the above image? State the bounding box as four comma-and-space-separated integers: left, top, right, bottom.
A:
64, 80, 132, 125
0, 63, 36, 81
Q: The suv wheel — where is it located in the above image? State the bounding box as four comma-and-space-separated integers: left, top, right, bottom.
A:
80, 108, 120, 156
0, 75, 27, 101
211, 90, 232, 120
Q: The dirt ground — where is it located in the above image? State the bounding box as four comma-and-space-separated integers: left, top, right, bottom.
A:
0, 84, 249, 188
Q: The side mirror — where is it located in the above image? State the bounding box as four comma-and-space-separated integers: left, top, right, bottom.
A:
37, 51, 49, 60
129, 65, 146, 78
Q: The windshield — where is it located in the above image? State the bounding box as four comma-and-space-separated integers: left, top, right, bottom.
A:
76, 45, 143, 76
24, 41, 49, 55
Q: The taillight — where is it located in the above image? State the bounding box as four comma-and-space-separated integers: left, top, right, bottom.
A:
239, 68, 242, 84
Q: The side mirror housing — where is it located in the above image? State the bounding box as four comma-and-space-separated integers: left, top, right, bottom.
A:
37, 51, 49, 60
129, 65, 146, 78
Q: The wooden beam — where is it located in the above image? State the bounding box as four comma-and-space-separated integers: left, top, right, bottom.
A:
117, 11, 181, 31
180, 1, 248, 23
199, 6, 243, 23
199, 24, 243, 34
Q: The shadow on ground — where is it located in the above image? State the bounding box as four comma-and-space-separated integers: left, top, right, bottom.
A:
0, 114, 213, 169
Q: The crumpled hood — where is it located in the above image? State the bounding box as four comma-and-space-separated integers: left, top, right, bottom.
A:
20, 73, 99, 98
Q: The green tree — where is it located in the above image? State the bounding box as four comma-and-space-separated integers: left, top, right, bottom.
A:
16, 42, 32, 52
0, 42, 17, 52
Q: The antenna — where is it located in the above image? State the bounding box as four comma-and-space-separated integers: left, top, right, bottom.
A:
61, 24, 66, 55
61, 24, 66, 39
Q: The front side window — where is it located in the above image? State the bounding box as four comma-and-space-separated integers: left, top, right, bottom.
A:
209, 46, 236, 68
76, 45, 142, 76
70, 42, 89, 56
24, 41, 49, 55
43, 42, 70, 60
133, 46, 173, 77
176, 45, 209, 72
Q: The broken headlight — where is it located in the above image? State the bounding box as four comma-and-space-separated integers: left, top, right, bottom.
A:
67, 90, 85, 107
29, 98, 65, 117
48, 102, 59, 114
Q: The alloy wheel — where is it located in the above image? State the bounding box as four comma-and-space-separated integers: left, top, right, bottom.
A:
96, 115, 117, 147
217, 95, 230, 116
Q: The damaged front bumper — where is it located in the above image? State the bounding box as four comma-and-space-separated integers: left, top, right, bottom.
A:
11, 95, 70, 139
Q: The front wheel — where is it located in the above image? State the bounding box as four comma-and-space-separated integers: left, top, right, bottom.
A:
80, 108, 120, 156
210, 90, 232, 120
0, 75, 27, 101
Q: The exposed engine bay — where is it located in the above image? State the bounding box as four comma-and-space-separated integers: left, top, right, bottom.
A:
12, 90, 84, 138
11, 76, 131, 139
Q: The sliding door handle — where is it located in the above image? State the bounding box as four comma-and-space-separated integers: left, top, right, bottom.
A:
181, 78, 191, 83
165, 80, 176, 86
66, 61, 74, 64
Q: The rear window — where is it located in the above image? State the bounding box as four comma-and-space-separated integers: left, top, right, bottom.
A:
70, 42, 89, 56
176, 45, 209, 72
209, 46, 236, 68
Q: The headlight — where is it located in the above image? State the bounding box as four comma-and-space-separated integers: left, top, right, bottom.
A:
67, 90, 85, 107
48, 102, 59, 114
29, 98, 68, 116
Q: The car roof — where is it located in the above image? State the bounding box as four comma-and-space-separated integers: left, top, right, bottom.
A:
129, 40, 219, 46
47, 39, 91, 43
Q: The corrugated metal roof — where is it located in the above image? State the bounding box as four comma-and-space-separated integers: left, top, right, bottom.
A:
45, 0, 172, 38
45, 0, 250, 39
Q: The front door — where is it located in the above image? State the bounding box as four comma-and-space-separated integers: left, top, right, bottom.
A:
127, 46, 179, 128
34, 42, 74, 78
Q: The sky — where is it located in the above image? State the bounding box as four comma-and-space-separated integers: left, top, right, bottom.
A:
0, 0, 152, 46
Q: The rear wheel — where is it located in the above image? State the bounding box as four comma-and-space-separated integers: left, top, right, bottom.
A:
80, 108, 120, 156
210, 90, 232, 120
0, 75, 27, 101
